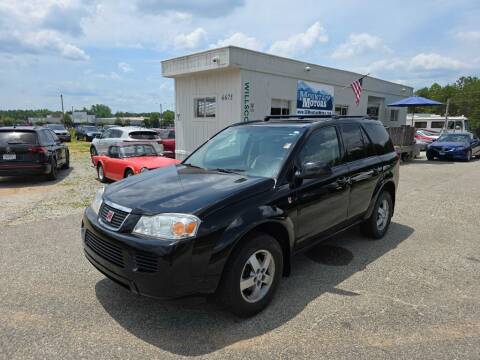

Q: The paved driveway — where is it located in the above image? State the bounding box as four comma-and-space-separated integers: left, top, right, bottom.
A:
1, 157, 479, 359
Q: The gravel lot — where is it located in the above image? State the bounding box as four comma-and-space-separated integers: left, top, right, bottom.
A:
1, 153, 479, 359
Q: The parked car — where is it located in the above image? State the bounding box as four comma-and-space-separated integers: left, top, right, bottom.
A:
76, 125, 102, 141
426, 132, 480, 161
82, 115, 399, 317
155, 128, 175, 158
415, 129, 439, 150
0, 126, 69, 180
45, 124, 71, 142
92, 142, 179, 182
90, 127, 163, 157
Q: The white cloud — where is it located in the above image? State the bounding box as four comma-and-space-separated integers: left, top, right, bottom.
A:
118, 62, 133, 73
408, 53, 468, 71
455, 31, 480, 42
173, 28, 207, 49
268, 21, 328, 57
210, 32, 262, 51
0, 30, 89, 61
136, 0, 246, 18
332, 33, 391, 59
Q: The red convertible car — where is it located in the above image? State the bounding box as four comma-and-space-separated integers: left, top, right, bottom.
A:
92, 143, 179, 182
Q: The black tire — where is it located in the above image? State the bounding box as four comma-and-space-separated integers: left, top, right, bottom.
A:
124, 169, 134, 178
465, 150, 472, 162
361, 191, 393, 239
90, 146, 97, 157
62, 151, 70, 169
46, 158, 58, 181
426, 152, 434, 161
76, 135, 80, 141
97, 164, 107, 183
218, 233, 283, 318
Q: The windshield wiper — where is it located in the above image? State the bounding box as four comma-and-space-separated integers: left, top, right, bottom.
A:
183, 163, 206, 170
212, 168, 245, 174
7, 141, 27, 145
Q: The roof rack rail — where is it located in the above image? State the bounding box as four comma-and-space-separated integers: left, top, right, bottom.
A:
264, 114, 370, 121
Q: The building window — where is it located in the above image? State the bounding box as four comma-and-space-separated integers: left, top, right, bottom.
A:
334, 105, 348, 116
271, 99, 290, 116
367, 106, 379, 119
390, 109, 399, 122
414, 121, 428, 128
195, 97, 216, 118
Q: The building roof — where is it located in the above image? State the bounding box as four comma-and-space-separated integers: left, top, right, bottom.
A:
161, 46, 413, 96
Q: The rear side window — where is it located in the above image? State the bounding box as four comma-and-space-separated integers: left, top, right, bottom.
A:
0, 131, 38, 146
340, 124, 367, 161
129, 131, 158, 140
363, 123, 395, 155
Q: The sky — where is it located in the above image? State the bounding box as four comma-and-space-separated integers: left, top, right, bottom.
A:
0, 0, 479, 112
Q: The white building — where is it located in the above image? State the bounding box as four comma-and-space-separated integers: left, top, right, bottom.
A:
72, 111, 96, 124
162, 46, 413, 158
407, 113, 469, 132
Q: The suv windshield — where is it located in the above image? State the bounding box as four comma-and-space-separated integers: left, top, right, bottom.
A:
184, 125, 303, 178
437, 134, 470, 143
0, 130, 38, 146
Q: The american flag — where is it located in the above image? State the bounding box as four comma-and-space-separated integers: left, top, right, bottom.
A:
351, 77, 363, 105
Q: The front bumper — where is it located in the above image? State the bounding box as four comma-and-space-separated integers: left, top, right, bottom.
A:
81, 206, 215, 298
427, 147, 469, 160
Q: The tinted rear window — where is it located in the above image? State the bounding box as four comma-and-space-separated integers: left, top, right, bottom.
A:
363, 123, 395, 155
0, 131, 38, 146
340, 124, 368, 161
129, 131, 158, 140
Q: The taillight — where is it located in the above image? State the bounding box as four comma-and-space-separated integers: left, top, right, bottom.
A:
29, 146, 47, 154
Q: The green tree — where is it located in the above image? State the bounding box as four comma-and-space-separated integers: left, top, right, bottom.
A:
90, 104, 112, 118
62, 113, 74, 128
149, 112, 161, 128
160, 110, 174, 127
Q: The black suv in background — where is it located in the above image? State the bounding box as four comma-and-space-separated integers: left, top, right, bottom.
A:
76, 125, 102, 141
0, 127, 70, 180
82, 115, 399, 317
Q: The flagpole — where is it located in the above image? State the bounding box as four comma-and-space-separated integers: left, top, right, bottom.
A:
340, 73, 370, 90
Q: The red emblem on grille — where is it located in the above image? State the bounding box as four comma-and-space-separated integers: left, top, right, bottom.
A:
105, 210, 115, 223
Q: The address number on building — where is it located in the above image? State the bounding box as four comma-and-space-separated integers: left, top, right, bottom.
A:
221, 94, 233, 101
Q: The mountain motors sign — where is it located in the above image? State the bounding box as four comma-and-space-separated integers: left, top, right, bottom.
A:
297, 80, 334, 115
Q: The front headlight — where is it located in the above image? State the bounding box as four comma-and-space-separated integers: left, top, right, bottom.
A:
90, 187, 104, 214
133, 213, 201, 240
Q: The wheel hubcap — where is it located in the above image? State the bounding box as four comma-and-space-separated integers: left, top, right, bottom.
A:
376, 199, 389, 231
98, 167, 103, 179
240, 250, 275, 303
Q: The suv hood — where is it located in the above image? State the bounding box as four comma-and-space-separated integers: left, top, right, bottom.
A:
104, 165, 274, 216
432, 141, 468, 148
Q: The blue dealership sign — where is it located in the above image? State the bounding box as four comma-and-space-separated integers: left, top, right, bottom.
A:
297, 80, 334, 115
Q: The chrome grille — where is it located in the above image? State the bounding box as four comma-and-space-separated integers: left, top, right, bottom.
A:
99, 202, 129, 230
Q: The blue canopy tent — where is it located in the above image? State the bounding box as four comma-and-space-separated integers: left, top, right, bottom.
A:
388, 96, 443, 127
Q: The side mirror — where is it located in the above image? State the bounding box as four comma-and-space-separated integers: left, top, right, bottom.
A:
296, 161, 332, 179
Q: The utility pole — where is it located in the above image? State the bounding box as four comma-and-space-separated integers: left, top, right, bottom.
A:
443, 98, 450, 133
60, 94, 65, 124
160, 103, 163, 126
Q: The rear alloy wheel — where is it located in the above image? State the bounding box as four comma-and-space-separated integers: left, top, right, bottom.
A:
62, 151, 70, 169
90, 146, 97, 157
361, 191, 393, 239
97, 164, 107, 183
124, 169, 134, 178
218, 233, 283, 317
46, 158, 58, 181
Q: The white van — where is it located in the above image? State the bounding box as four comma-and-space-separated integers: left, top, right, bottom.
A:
407, 114, 469, 133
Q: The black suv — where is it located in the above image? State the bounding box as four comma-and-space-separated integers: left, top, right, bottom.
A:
82, 116, 399, 317
0, 126, 70, 180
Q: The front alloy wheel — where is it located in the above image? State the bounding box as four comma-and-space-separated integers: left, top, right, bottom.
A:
240, 250, 275, 303
218, 233, 283, 317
